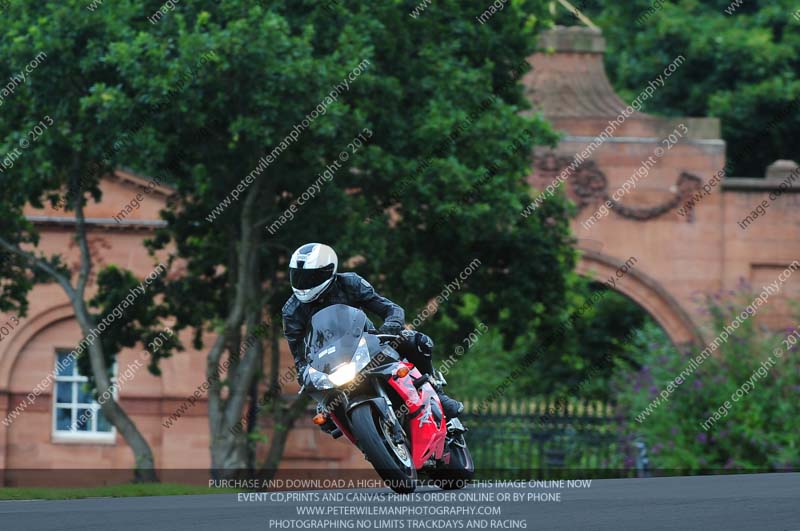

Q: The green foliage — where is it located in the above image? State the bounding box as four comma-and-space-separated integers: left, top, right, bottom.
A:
562, 283, 649, 398
578, 0, 800, 176
0, 1, 145, 211
0, 251, 50, 316
444, 327, 519, 399
614, 295, 800, 471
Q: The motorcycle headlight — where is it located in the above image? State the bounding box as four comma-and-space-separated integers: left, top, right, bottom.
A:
307, 366, 334, 390
329, 362, 358, 386
329, 338, 371, 387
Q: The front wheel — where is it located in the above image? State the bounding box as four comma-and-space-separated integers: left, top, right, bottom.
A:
349, 403, 417, 494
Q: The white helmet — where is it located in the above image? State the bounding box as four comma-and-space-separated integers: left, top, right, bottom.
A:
289, 243, 338, 303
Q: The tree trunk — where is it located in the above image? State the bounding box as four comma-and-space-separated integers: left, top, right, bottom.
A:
260, 395, 311, 480
258, 322, 310, 479
207, 182, 265, 478
210, 429, 250, 477
71, 289, 159, 482
208, 325, 263, 478
245, 377, 259, 474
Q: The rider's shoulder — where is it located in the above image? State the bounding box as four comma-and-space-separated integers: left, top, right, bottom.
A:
337, 272, 372, 291
282, 295, 301, 316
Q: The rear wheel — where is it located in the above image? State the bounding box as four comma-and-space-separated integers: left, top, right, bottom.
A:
349, 403, 417, 494
430, 434, 474, 490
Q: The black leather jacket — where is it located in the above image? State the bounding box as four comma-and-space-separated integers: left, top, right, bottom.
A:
281, 272, 405, 367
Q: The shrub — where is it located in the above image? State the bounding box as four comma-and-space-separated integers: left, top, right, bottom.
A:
613, 291, 800, 472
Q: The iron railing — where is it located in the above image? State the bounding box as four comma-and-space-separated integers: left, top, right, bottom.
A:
459, 397, 640, 479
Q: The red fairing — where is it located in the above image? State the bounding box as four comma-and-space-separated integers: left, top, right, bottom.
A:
387, 363, 447, 468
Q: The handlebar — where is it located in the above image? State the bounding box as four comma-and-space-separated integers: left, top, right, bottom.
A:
366, 328, 400, 339
372, 333, 403, 344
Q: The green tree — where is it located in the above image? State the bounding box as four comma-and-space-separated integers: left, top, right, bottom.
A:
576, 0, 800, 176
563, 283, 650, 396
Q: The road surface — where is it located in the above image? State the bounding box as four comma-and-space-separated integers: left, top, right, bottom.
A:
0, 473, 798, 530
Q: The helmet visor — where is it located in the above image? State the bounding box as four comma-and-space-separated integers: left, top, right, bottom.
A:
290, 264, 335, 290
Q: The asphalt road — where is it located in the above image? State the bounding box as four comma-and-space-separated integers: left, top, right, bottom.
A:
0, 473, 798, 531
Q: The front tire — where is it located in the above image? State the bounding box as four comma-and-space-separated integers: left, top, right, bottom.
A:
349, 404, 417, 494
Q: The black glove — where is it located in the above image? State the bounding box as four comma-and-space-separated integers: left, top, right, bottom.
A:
378, 321, 403, 335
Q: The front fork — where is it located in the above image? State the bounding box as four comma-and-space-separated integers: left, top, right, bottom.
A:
374, 380, 407, 446
345, 379, 406, 447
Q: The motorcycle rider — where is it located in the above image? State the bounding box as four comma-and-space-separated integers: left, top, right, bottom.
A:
282, 243, 464, 430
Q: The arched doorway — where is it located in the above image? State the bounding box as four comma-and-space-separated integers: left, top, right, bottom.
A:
576, 249, 704, 349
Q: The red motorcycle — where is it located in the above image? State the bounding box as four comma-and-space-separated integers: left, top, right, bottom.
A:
300, 304, 474, 493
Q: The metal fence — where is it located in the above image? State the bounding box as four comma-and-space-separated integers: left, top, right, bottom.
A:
460, 397, 639, 479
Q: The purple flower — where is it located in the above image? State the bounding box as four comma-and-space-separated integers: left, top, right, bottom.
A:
651, 443, 664, 455
696, 433, 708, 444
694, 379, 704, 390
649, 385, 659, 398
671, 427, 679, 436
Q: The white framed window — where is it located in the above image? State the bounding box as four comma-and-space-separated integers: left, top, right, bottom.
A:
52, 351, 116, 444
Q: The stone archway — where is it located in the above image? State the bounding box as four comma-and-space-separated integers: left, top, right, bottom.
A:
576, 249, 704, 348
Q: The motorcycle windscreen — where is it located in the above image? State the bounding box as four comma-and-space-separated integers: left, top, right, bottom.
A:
304, 304, 367, 373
